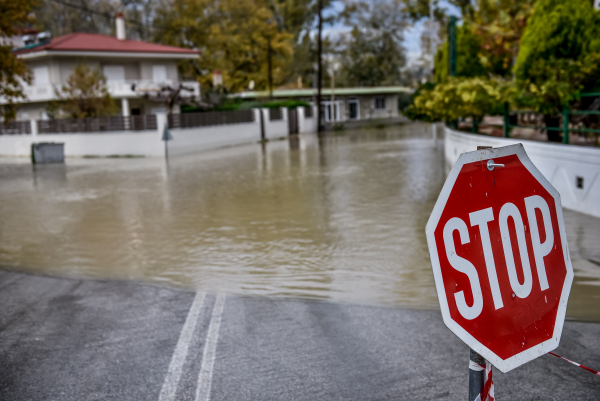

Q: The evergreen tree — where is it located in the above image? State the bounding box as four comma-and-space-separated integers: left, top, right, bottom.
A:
513, 0, 600, 140
50, 65, 117, 119
434, 22, 487, 84
0, 0, 38, 121
338, 0, 408, 87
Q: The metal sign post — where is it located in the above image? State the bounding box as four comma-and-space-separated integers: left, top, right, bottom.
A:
468, 349, 485, 400
162, 124, 173, 159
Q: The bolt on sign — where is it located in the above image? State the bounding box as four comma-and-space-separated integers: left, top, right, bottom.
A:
425, 144, 574, 373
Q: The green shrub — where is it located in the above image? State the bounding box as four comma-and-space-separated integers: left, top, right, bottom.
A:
405, 77, 503, 123
513, 0, 600, 113
434, 23, 488, 84
261, 100, 311, 109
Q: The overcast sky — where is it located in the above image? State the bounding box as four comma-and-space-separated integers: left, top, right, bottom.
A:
321, 1, 461, 67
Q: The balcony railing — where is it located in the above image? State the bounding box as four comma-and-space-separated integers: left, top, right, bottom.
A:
8, 80, 201, 104
107, 80, 201, 98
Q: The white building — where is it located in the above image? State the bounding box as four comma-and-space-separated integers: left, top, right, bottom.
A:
7, 15, 199, 121
234, 87, 411, 123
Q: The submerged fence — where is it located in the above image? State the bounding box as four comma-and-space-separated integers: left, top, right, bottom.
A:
0, 121, 32, 135
268, 108, 283, 121
168, 110, 254, 129
38, 115, 157, 134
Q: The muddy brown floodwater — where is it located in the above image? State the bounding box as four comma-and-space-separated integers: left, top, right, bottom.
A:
0, 124, 599, 321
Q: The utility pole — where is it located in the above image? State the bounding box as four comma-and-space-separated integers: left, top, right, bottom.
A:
448, 15, 457, 129
330, 61, 335, 123
429, 0, 436, 80
268, 39, 273, 99
448, 15, 457, 78
316, 0, 323, 133
429, 0, 436, 139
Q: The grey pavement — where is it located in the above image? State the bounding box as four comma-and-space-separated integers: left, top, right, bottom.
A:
0, 269, 599, 400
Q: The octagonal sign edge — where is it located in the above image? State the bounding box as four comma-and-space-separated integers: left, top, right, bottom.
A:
425, 143, 574, 373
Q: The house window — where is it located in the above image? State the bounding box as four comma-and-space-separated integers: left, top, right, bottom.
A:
374, 96, 386, 110
348, 99, 359, 120
33, 66, 49, 85
153, 65, 167, 82
103, 66, 125, 83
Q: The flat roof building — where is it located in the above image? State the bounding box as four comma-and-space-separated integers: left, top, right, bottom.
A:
233, 86, 412, 123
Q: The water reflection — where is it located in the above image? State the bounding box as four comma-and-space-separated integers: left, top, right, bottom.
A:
0, 124, 598, 321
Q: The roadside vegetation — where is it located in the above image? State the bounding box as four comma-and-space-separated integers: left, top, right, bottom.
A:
405, 0, 600, 142
0, 0, 38, 121
48, 64, 117, 119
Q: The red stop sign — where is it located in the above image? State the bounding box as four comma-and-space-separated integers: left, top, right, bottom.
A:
426, 144, 573, 373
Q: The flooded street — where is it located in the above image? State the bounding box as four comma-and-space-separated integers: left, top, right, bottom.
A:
1, 124, 599, 321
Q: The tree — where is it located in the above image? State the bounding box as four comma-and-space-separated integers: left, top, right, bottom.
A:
515, 0, 600, 82
153, 0, 293, 94
132, 82, 204, 114
337, 0, 408, 87
513, 0, 600, 141
50, 64, 117, 119
404, 77, 503, 127
33, 0, 158, 41
403, 81, 436, 121
266, 0, 336, 88
434, 22, 487, 84
0, 0, 38, 121
470, 0, 536, 77
430, 1, 535, 83
33, 0, 115, 38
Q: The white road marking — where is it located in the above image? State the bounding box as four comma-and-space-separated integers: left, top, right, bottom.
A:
195, 295, 226, 401
158, 292, 206, 401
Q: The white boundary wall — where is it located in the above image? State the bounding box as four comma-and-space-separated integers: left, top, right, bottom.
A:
0, 107, 320, 158
262, 108, 288, 140
0, 129, 163, 157
298, 105, 317, 133
0, 110, 262, 158
163, 110, 262, 156
444, 126, 600, 218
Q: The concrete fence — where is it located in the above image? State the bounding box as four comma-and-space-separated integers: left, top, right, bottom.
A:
444, 126, 600, 218
0, 106, 317, 158
262, 108, 288, 140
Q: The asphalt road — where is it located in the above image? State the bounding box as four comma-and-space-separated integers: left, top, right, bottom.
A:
0, 269, 599, 400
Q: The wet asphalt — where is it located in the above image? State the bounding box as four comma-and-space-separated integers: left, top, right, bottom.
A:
0, 269, 599, 400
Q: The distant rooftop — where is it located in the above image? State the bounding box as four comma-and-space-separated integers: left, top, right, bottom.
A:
232, 86, 413, 99
13, 32, 199, 58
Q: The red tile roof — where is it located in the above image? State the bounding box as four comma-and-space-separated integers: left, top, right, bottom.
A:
13, 33, 199, 56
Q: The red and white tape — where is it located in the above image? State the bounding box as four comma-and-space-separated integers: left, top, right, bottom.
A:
470, 360, 494, 401
467, 351, 597, 401
549, 352, 600, 376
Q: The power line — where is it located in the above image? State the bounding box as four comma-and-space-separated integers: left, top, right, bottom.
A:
45, 0, 150, 29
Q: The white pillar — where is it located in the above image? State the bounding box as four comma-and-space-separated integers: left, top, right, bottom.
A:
121, 98, 130, 117
252, 108, 261, 124
262, 108, 270, 139
30, 119, 38, 137
297, 106, 305, 133
121, 98, 130, 130
156, 112, 167, 153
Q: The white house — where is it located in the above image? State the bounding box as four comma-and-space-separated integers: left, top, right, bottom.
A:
7, 14, 199, 121
233, 86, 412, 123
